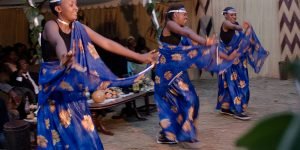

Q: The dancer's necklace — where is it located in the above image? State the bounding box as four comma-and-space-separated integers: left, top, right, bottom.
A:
57, 18, 69, 26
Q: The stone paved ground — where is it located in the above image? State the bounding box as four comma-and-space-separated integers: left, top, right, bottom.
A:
99, 78, 300, 150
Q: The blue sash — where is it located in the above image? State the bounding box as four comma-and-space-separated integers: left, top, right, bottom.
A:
216, 26, 269, 114
38, 21, 152, 105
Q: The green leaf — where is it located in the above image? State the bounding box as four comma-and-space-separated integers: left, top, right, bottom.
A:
146, 3, 155, 15
278, 114, 300, 150
236, 112, 295, 150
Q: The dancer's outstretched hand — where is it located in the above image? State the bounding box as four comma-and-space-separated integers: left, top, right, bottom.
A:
243, 21, 251, 29
228, 50, 240, 60
139, 50, 159, 64
60, 50, 75, 67
206, 34, 218, 46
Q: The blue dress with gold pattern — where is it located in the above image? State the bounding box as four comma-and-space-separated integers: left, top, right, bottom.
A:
154, 37, 235, 142
216, 26, 269, 114
37, 21, 152, 149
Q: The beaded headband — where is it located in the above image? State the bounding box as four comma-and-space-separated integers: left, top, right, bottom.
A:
49, 0, 61, 3
167, 8, 187, 13
222, 8, 237, 15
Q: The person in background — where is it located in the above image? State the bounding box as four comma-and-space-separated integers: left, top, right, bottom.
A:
126, 36, 138, 76
216, 7, 269, 120
1, 64, 35, 120
133, 36, 152, 78
154, 4, 238, 148
0, 65, 22, 120
126, 36, 152, 78
0, 98, 9, 149
136, 36, 150, 54
10, 58, 39, 98
28, 48, 42, 65
14, 43, 29, 60
97, 37, 128, 78
2, 47, 18, 74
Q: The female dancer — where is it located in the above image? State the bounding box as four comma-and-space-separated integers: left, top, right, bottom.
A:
216, 7, 269, 120
154, 4, 238, 146
37, 0, 156, 149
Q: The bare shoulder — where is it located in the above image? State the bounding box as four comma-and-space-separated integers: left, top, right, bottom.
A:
81, 23, 93, 33
82, 23, 99, 37
44, 20, 58, 30
223, 20, 232, 26
81, 23, 88, 28
222, 20, 235, 30
43, 20, 59, 40
165, 20, 181, 31
166, 20, 177, 26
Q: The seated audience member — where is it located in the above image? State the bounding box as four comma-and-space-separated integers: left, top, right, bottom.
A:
96, 37, 128, 77
127, 36, 152, 78
14, 43, 29, 60
136, 36, 150, 54
0, 98, 9, 149
2, 47, 18, 74
28, 48, 41, 65
0, 65, 34, 120
126, 36, 138, 76
10, 58, 39, 97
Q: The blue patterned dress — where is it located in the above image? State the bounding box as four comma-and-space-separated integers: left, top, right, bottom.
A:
154, 37, 235, 142
37, 21, 152, 149
216, 26, 269, 114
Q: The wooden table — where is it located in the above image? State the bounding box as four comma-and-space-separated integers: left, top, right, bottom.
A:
88, 90, 154, 135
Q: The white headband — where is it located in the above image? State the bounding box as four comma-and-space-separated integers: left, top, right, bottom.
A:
167, 8, 187, 13
222, 9, 237, 15
49, 0, 61, 3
